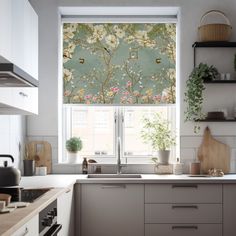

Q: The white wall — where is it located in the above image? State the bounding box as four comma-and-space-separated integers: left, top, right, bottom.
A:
0, 115, 26, 169
28, 0, 236, 173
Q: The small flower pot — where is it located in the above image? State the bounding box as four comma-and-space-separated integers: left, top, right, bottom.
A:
67, 152, 82, 164
157, 150, 170, 164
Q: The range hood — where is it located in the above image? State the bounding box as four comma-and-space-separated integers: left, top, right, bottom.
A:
0, 63, 38, 87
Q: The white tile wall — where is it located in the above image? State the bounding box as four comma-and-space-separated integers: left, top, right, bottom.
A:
0, 115, 26, 170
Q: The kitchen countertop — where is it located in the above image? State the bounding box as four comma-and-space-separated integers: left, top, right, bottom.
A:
77, 174, 236, 184
2, 173, 236, 236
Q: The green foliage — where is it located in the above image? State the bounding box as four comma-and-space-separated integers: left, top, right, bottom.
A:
66, 137, 82, 153
184, 63, 219, 124
141, 113, 175, 151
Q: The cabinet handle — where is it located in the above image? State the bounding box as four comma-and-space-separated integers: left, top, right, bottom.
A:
172, 184, 198, 188
19, 92, 28, 98
101, 184, 126, 189
172, 225, 198, 230
21, 227, 29, 236
172, 205, 198, 209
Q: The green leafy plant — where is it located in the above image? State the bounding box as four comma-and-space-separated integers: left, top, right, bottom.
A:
184, 63, 219, 132
66, 137, 82, 153
141, 113, 175, 151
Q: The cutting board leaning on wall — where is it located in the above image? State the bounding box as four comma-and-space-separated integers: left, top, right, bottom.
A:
27, 141, 52, 174
197, 127, 230, 174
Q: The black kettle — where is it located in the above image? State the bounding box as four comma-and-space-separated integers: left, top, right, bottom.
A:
0, 154, 21, 186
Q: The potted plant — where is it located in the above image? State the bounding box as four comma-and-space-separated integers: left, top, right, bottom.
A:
141, 113, 175, 165
184, 63, 219, 133
66, 137, 83, 163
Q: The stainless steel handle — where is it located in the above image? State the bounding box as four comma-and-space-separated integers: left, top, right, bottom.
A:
44, 224, 62, 236
172, 225, 198, 230
19, 92, 28, 97
172, 205, 198, 209
21, 227, 29, 236
101, 184, 126, 189
172, 184, 198, 188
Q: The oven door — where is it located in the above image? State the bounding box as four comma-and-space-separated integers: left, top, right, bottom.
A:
43, 223, 62, 236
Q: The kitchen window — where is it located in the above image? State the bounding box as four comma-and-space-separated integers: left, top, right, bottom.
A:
61, 14, 178, 164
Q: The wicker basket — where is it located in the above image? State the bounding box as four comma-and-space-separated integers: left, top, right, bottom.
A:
198, 10, 232, 42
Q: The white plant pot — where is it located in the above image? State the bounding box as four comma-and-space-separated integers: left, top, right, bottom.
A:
67, 152, 81, 164
157, 150, 170, 165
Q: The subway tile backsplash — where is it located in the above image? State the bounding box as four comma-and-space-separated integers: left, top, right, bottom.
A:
27, 135, 236, 174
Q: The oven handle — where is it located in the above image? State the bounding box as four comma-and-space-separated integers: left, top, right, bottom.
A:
44, 224, 62, 236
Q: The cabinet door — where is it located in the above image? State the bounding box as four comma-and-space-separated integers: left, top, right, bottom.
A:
0, 87, 38, 115
81, 184, 144, 236
11, 0, 38, 79
58, 185, 75, 236
223, 184, 236, 236
11, 0, 25, 70
12, 214, 39, 236
0, 0, 12, 62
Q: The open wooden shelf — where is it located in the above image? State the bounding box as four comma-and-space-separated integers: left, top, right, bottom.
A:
204, 80, 236, 84
192, 41, 236, 48
197, 118, 236, 122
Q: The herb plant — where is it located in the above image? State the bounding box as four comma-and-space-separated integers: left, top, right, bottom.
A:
66, 137, 83, 153
141, 113, 175, 151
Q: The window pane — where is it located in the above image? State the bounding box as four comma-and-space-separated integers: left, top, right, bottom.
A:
123, 106, 176, 161
65, 106, 115, 158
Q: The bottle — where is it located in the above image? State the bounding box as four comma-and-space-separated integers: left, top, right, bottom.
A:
82, 158, 88, 174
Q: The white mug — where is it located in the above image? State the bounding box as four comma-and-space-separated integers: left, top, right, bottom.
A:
35, 166, 47, 176
226, 73, 231, 80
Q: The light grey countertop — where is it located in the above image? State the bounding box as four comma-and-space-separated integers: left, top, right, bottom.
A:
2, 173, 236, 236
76, 174, 236, 184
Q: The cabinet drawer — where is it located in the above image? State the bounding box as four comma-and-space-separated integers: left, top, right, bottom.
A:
145, 224, 222, 236
145, 204, 222, 223
145, 184, 222, 203
12, 214, 39, 236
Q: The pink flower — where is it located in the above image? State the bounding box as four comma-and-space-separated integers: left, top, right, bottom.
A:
85, 94, 92, 100
110, 87, 119, 93
126, 81, 132, 87
153, 95, 161, 101
123, 91, 129, 96
64, 90, 71, 96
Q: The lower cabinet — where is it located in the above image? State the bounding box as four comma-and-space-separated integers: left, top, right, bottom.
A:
145, 224, 222, 236
80, 183, 144, 236
12, 214, 39, 236
223, 184, 236, 236
57, 185, 75, 236
145, 184, 223, 236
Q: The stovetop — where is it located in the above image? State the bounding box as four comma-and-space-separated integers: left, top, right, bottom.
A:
0, 187, 51, 202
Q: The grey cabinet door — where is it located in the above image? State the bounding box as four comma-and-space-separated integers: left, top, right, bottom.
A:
81, 184, 144, 236
223, 184, 236, 236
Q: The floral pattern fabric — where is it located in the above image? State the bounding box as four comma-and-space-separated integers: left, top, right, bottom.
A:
63, 23, 176, 104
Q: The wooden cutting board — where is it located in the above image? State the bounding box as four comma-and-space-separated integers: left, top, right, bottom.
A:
197, 127, 230, 174
26, 141, 52, 174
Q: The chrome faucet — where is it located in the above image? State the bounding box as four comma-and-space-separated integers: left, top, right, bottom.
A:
117, 137, 126, 174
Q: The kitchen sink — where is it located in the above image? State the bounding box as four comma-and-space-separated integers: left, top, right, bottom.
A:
87, 174, 142, 179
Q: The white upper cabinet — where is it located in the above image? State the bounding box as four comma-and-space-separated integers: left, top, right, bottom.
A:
0, 0, 38, 80
11, 0, 38, 80
0, 0, 12, 62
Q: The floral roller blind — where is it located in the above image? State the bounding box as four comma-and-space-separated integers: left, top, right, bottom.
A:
63, 23, 176, 104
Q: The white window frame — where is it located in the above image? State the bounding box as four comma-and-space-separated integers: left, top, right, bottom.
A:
59, 7, 180, 164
